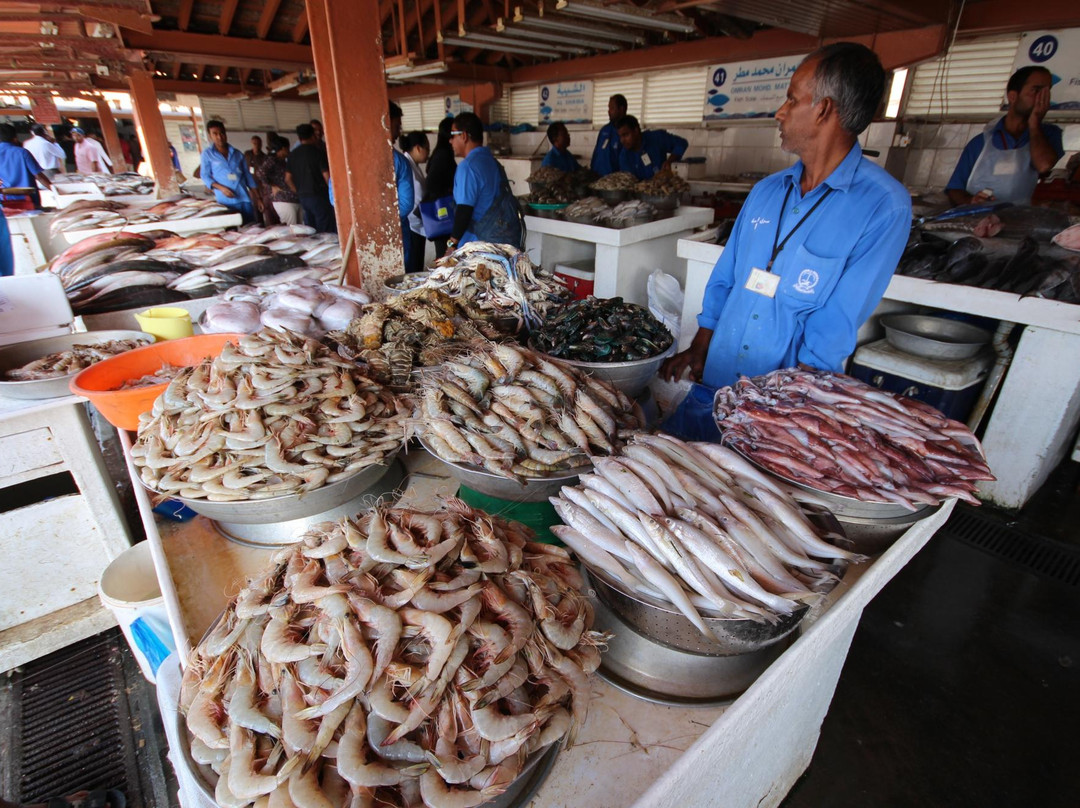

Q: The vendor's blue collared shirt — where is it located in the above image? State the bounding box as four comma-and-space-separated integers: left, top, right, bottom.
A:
0, 142, 43, 200
541, 147, 579, 173
946, 117, 1063, 191
590, 122, 621, 175
454, 146, 502, 245
200, 144, 255, 209
698, 143, 911, 389
618, 130, 688, 179
393, 149, 413, 220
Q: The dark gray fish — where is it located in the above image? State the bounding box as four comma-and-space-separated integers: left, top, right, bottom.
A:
75, 286, 189, 316
215, 254, 307, 281
64, 259, 181, 294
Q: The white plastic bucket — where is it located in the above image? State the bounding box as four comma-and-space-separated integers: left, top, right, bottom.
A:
98, 541, 176, 683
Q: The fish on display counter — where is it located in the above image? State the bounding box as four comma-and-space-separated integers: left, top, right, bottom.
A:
48, 197, 231, 236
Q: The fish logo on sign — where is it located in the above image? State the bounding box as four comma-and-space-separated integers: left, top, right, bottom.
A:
793, 268, 819, 294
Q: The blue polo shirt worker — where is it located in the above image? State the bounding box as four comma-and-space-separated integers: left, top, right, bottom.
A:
946, 65, 1063, 206
446, 112, 522, 252
200, 119, 258, 223
662, 43, 912, 441
617, 116, 688, 180
0, 123, 52, 209
541, 122, 580, 173
591, 93, 626, 176
388, 102, 415, 270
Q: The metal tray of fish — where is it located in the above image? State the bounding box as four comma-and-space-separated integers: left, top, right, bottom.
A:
419, 436, 584, 502
0, 330, 155, 399
879, 314, 992, 360
824, 501, 942, 556
529, 341, 671, 399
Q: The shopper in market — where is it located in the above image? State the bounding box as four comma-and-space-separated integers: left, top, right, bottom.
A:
616, 115, 688, 180
423, 117, 457, 258
400, 130, 430, 274
661, 42, 911, 440
287, 122, 335, 233
541, 121, 580, 173
257, 136, 301, 224
945, 65, 1063, 206
591, 93, 627, 175
0, 123, 52, 208
71, 127, 112, 174
447, 111, 523, 251
200, 120, 258, 223
388, 103, 415, 270
24, 124, 66, 179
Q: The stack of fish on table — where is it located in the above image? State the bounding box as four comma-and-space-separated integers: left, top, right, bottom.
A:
203, 275, 370, 338
48, 196, 231, 235
53, 171, 155, 196
179, 498, 603, 808
46, 224, 346, 316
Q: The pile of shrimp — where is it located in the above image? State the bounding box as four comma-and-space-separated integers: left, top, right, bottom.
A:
132, 329, 409, 501
180, 498, 605, 808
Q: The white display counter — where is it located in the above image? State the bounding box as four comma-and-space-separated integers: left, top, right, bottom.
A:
497, 154, 546, 196
678, 237, 1080, 509
124, 431, 954, 808
526, 206, 713, 306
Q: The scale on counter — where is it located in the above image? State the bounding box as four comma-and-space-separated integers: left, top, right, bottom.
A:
0, 274, 73, 346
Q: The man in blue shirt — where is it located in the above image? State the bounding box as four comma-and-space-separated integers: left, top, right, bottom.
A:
616, 116, 688, 180
591, 94, 626, 176
0, 123, 52, 206
200, 120, 258, 223
447, 112, 522, 251
662, 42, 911, 441
541, 122, 580, 173
389, 103, 415, 269
946, 66, 1063, 206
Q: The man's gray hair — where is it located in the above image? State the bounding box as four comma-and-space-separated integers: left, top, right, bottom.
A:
807, 42, 886, 136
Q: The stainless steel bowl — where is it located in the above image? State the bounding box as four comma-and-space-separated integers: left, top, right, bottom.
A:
148, 451, 400, 525
0, 330, 154, 399
528, 340, 672, 398
419, 437, 584, 502
828, 502, 941, 556
879, 314, 992, 360
383, 271, 431, 296
594, 187, 633, 203
640, 193, 680, 211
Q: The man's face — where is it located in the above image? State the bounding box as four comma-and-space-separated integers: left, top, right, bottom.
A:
451, 128, 467, 158
775, 57, 822, 155
251, 137, 262, 152
312, 122, 324, 140
617, 125, 640, 151
72, 131, 85, 144
390, 116, 402, 141
554, 127, 570, 151
1009, 71, 1052, 118
209, 126, 228, 150
608, 98, 625, 123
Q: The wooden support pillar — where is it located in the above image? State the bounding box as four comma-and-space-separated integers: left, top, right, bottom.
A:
308, 0, 402, 293
93, 97, 128, 173
127, 70, 180, 197
459, 82, 501, 125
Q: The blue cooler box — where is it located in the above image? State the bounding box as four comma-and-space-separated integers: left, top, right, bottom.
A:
849, 339, 993, 423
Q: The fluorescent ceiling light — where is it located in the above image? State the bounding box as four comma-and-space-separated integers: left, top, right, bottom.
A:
439, 34, 560, 59
496, 19, 620, 51
268, 72, 300, 92
513, 10, 646, 45
554, 0, 697, 34
456, 29, 588, 56
393, 61, 449, 80
297, 81, 319, 96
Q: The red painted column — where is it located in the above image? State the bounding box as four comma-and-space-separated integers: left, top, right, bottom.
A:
308, 0, 402, 293
93, 97, 129, 173
127, 70, 180, 197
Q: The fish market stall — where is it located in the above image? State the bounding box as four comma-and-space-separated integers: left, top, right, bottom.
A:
525, 206, 713, 306
59, 214, 242, 244
677, 236, 1080, 509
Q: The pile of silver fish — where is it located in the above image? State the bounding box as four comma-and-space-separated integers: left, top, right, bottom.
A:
424, 243, 568, 330
204, 279, 371, 338
3, 337, 150, 381
419, 343, 644, 481
54, 171, 155, 196
714, 368, 995, 509
132, 329, 408, 502
49, 197, 230, 235
560, 197, 610, 223
551, 434, 858, 639
598, 199, 655, 227
180, 499, 602, 808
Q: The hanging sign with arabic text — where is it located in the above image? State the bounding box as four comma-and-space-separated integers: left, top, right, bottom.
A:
703, 55, 807, 121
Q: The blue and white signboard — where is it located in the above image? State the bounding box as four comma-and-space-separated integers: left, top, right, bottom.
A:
1012, 29, 1080, 110
703, 55, 806, 120
444, 96, 473, 117
538, 81, 592, 124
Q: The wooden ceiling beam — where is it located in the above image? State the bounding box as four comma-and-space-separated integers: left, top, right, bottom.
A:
218, 0, 240, 35
256, 0, 283, 39
292, 11, 309, 43
123, 29, 314, 68
177, 0, 194, 30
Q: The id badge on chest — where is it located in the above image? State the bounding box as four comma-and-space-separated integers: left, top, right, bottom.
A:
745, 267, 779, 297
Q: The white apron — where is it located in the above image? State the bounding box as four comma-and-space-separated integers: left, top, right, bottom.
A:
965, 117, 1040, 205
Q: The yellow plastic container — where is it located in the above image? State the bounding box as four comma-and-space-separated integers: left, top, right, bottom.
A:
134, 307, 194, 340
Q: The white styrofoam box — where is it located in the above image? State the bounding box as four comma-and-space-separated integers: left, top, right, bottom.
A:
0, 274, 73, 345
853, 339, 993, 390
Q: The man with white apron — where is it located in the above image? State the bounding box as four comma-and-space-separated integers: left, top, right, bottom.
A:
946, 66, 1062, 206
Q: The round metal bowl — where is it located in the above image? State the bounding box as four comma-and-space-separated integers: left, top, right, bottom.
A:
640, 193, 680, 211
144, 451, 400, 525
419, 436, 584, 502
879, 314, 992, 360
593, 187, 633, 203
530, 343, 669, 398
0, 330, 154, 399
383, 271, 431, 296
827, 502, 941, 556
527, 202, 569, 220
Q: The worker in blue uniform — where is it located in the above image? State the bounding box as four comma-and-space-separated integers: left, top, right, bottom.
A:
946, 65, 1063, 207
616, 115, 688, 180
590, 94, 626, 176
200, 120, 258, 223
389, 103, 415, 270
0, 123, 52, 207
541, 122, 580, 173
447, 112, 522, 251
662, 42, 912, 441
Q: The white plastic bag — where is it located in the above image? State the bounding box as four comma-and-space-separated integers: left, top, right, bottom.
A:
647, 268, 683, 347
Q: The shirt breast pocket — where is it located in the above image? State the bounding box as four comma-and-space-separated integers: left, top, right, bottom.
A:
777, 244, 843, 311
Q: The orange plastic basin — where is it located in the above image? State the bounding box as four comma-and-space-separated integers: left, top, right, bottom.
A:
70, 333, 243, 431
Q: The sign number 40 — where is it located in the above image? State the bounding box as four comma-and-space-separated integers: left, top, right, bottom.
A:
1029, 35, 1058, 63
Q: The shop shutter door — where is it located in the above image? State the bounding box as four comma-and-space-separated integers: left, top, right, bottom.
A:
239, 100, 276, 131
510, 86, 539, 126
199, 98, 241, 128
307, 102, 324, 123
490, 96, 510, 125
400, 101, 423, 132
421, 97, 447, 129
275, 100, 310, 132
643, 67, 708, 125
905, 35, 1021, 117
592, 75, 644, 124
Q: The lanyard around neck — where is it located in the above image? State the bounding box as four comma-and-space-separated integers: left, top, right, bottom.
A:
766, 183, 834, 272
